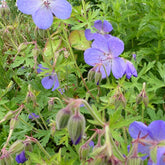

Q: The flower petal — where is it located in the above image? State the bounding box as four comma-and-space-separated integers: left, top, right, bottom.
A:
41, 76, 54, 89
84, 48, 106, 66
129, 121, 150, 139
108, 37, 124, 57
37, 64, 48, 73
156, 147, 165, 165
103, 20, 113, 32
148, 120, 165, 141
94, 20, 102, 31
17, 0, 42, 15
32, 6, 53, 29
52, 74, 60, 91
50, 0, 72, 19
15, 151, 27, 164
92, 35, 109, 53
85, 29, 96, 41
112, 57, 126, 79
125, 61, 137, 79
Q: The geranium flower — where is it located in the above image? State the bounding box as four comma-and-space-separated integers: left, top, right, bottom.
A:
84, 35, 126, 79
29, 113, 39, 120
15, 150, 27, 164
17, 0, 72, 29
37, 64, 59, 91
125, 60, 137, 79
85, 20, 113, 41
129, 120, 165, 164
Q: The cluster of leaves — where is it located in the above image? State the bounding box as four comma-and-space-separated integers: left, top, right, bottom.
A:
0, 0, 165, 164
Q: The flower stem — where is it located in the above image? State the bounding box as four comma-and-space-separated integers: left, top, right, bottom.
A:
82, 100, 105, 126
62, 24, 96, 100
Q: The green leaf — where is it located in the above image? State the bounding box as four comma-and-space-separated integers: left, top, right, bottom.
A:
69, 30, 91, 50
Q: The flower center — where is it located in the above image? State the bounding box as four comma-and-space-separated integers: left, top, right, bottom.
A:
43, 0, 50, 8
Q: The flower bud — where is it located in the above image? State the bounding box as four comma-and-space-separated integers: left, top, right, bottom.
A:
79, 144, 90, 160
95, 70, 102, 85
4, 155, 14, 165
24, 142, 33, 152
67, 112, 86, 145
0, 111, 14, 124
49, 121, 56, 136
26, 91, 36, 104
10, 118, 19, 130
87, 68, 95, 81
127, 157, 143, 165
136, 83, 149, 107
9, 140, 24, 154
56, 107, 72, 130
48, 99, 54, 111
0, 158, 5, 165
90, 155, 107, 165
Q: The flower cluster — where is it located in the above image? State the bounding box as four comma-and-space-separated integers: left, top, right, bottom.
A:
129, 120, 165, 164
17, 0, 72, 29
84, 20, 137, 80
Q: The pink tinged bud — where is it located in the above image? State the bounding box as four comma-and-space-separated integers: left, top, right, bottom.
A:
49, 121, 56, 136
67, 113, 86, 145
87, 68, 95, 81
9, 140, 24, 154
127, 157, 143, 165
0, 158, 5, 165
4, 155, 14, 165
79, 144, 90, 160
24, 142, 33, 152
136, 83, 149, 107
95, 71, 102, 85
48, 99, 54, 111
26, 91, 36, 104
56, 107, 72, 130
10, 118, 19, 130
0, 111, 14, 123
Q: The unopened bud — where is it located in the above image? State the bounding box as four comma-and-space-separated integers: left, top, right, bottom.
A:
143, 95, 149, 107
87, 68, 95, 81
56, 107, 72, 130
0, 158, 5, 165
136, 94, 143, 105
67, 112, 86, 145
4, 155, 14, 165
10, 118, 18, 130
9, 140, 24, 154
127, 157, 143, 165
48, 99, 54, 111
90, 155, 107, 165
79, 144, 90, 160
26, 91, 36, 104
24, 142, 33, 152
136, 83, 149, 107
0, 111, 14, 124
49, 121, 56, 136
95, 71, 102, 85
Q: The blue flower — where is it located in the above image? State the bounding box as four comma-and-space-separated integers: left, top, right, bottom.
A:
125, 60, 137, 79
129, 120, 165, 164
84, 35, 126, 79
17, 0, 72, 29
15, 150, 27, 164
29, 113, 40, 120
85, 20, 113, 41
89, 141, 94, 148
37, 64, 59, 91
